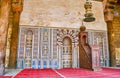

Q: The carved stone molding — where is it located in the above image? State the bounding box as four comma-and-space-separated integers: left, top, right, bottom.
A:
56, 29, 79, 47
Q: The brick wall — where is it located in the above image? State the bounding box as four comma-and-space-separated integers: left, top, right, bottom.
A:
112, 5, 120, 66
113, 5, 120, 48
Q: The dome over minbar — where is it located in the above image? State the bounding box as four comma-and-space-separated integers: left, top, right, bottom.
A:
80, 25, 86, 31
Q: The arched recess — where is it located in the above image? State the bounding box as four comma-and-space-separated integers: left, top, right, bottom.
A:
62, 37, 72, 68
57, 29, 79, 68
25, 30, 33, 68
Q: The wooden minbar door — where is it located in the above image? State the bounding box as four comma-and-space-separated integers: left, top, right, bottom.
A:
91, 45, 102, 71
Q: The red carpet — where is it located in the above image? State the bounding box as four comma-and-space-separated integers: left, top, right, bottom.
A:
14, 68, 62, 78
0, 76, 12, 78
12, 68, 120, 78
56, 68, 120, 78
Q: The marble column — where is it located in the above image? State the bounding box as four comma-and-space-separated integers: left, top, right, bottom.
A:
5, 9, 14, 68
104, 0, 117, 66
9, 0, 23, 68
0, 0, 11, 75
106, 21, 116, 66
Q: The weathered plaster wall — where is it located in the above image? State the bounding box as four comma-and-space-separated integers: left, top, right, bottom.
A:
20, 0, 107, 30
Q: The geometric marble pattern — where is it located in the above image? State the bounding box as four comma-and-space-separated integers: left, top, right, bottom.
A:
17, 26, 109, 69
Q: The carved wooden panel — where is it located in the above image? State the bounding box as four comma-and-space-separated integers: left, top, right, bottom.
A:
91, 45, 102, 71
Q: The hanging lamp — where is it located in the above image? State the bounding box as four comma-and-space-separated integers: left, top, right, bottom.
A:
83, 0, 95, 22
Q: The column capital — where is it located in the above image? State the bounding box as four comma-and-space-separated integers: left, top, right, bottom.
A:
103, 0, 117, 22
12, 0, 24, 14
104, 10, 114, 22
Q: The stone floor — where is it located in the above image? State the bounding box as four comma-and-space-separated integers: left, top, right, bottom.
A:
4, 69, 22, 76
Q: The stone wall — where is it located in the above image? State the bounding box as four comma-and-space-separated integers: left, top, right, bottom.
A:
112, 5, 120, 66
115, 48, 120, 66
113, 5, 120, 48
20, 0, 106, 30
